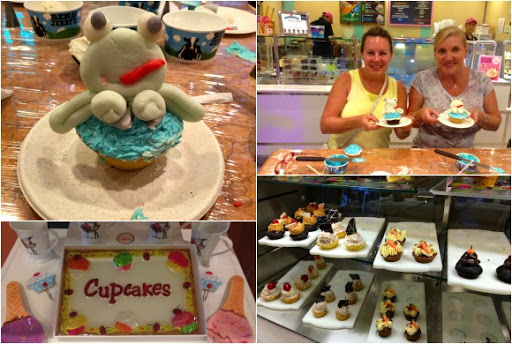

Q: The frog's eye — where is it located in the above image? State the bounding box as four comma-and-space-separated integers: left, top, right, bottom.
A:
137, 12, 163, 42
84, 11, 113, 42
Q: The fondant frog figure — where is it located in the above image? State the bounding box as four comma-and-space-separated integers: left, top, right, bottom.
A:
448, 98, 470, 115
383, 97, 404, 114
50, 11, 204, 134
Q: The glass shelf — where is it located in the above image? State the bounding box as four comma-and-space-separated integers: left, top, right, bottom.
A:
430, 176, 511, 200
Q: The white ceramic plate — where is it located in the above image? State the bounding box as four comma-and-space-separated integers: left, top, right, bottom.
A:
438, 112, 475, 129
18, 113, 224, 220
447, 229, 510, 295
302, 270, 374, 329
442, 292, 505, 343
373, 222, 443, 273
256, 261, 333, 311
195, 5, 256, 34
367, 281, 427, 343
309, 217, 386, 258
258, 229, 321, 248
376, 117, 412, 128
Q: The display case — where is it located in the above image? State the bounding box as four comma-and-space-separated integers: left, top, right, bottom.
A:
503, 40, 511, 80
257, 35, 359, 85
257, 176, 511, 343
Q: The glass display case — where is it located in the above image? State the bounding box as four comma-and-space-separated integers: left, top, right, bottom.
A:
503, 40, 511, 80
257, 176, 511, 343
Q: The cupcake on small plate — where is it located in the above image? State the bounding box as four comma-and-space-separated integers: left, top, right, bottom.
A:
267, 219, 284, 240
383, 287, 396, 302
344, 218, 366, 251
405, 321, 421, 342
312, 295, 327, 318
287, 221, 308, 241
314, 255, 327, 270
331, 221, 346, 238
320, 284, 336, 302
281, 282, 300, 303
260, 282, 280, 301
403, 303, 419, 321
294, 208, 307, 221
307, 264, 319, 279
345, 282, 357, 305
312, 203, 326, 223
294, 274, 311, 291
279, 212, 293, 227
380, 240, 404, 262
376, 314, 393, 337
302, 214, 318, 232
380, 300, 396, 318
317, 228, 339, 250
349, 274, 363, 291
412, 240, 438, 263
335, 299, 350, 321
386, 227, 407, 245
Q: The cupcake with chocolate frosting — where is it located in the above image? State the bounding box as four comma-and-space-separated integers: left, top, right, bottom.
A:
455, 246, 483, 279
496, 255, 511, 284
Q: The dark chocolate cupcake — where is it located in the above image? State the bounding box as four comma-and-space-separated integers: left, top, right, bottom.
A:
455, 246, 483, 279
496, 255, 511, 284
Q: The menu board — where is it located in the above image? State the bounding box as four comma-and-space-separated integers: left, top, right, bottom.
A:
389, 1, 433, 26
340, 1, 361, 23
361, 1, 385, 24
278, 10, 311, 37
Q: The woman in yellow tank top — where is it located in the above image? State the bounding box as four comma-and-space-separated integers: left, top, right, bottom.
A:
320, 27, 413, 149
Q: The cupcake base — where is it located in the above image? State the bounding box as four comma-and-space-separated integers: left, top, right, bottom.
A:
456, 264, 483, 279
385, 119, 400, 125
344, 242, 365, 251
100, 154, 155, 171
290, 231, 308, 241
496, 266, 511, 284
378, 327, 392, 338
413, 253, 436, 263
383, 252, 403, 262
405, 328, 421, 342
336, 312, 349, 321
405, 313, 419, 321
318, 241, 338, 250
260, 293, 280, 302
305, 224, 317, 233
267, 231, 284, 240
281, 294, 300, 303
294, 282, 311, 291
313, 309, 327, 318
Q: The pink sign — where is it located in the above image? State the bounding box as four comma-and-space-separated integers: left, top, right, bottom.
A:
478, 55, 502, 81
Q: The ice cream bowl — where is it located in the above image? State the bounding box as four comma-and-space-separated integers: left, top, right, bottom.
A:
456, 153, 480, 173
324, 154, 349, 174
89, 6, 147, 29
24, 1, 83, 40
162, 11, 229, 62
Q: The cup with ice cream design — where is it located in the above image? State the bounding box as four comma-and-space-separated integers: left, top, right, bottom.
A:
162, 11, 229, 62
24, 1, 83, 40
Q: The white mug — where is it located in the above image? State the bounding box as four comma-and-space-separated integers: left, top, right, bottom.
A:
147, 222, 188, 243
191, 222, 233, 267
9, 222, 59, 263
78, 222, 104, 244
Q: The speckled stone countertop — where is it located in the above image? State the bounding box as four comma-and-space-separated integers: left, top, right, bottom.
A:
1, 1, 255, 220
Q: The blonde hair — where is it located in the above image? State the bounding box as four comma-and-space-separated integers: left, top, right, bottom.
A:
434, 26, 467, 51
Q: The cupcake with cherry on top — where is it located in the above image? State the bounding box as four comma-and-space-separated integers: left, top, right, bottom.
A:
307, 265, 319, 279
335, 299, 350, 321
312, 295, 327, 318
305, 202, 317, 213
320, 284, 336, 302
279, 212, 293, 227
412, 240, 438, 263
260, 282, 280, 301
386, 227, 407, 245
345, 282, 357, 305
294, 208, 307, 221
403, 303, 419, 321
314, 255, 327, 270
302, 214, 318, 232
287, 220, 308, 241
294, 274, 311, 291
267, 219, 284, 240
376, 314, 393, 337
380, 240, 404, 262
405, 320, 421, 342
312, 203, 326, 223
280, 282, 300, 303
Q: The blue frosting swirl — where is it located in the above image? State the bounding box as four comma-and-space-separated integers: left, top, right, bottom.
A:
384, 112, 401, 120
76, 112, 184, 161
449, 112, 467, 119
344, 144, 362, 156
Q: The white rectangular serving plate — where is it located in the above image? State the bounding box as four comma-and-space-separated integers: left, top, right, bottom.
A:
53, 244, 206, 341
309, 217, 386, 258
442, 292, 505, 343
256, 261, 333, 311
302, 270, 374, 329
373, 222, 442, 273
447, 229, 510, 295
367, 280, 427, 343
258, 229, 321, 248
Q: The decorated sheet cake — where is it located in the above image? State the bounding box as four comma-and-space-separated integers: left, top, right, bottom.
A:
56, 246, 205, 337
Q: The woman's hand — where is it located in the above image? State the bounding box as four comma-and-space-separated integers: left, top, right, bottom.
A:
394, 115, 414, 139
414, 107, 439, 125
359, 114, 379, 130
469, 108, 487, 125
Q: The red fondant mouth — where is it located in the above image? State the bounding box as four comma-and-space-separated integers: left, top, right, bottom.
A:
119, 59, 165, 85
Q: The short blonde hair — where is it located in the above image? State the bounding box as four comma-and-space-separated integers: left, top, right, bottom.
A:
434, 26, 467, 51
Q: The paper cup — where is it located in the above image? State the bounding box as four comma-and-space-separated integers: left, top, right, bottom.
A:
24, 1, 83, 40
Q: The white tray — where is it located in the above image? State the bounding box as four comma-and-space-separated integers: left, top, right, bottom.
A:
367, 281, 427, 343
447, 229, 511, 295
373, 222, 442, 273
301, 270, 374, 329
442, 292, 505, 343
18, 113, 224, 220
501, 301, 511, 331
256, 261, 333, 311
309, 217, 386, 258
258, 229, 320, 248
